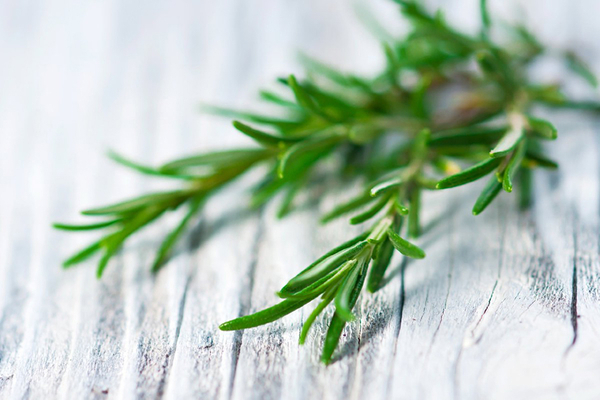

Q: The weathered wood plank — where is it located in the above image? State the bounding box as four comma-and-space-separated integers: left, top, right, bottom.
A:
1, 0, 600, 399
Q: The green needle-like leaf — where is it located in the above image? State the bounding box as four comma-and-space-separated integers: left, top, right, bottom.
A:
408, 188, 421, 238
288, 75, 329, 119
367, 238, 395, 293
232, 120, 300, 148
62, 240, 103, 268
299, 285, 337, 345
436, 157, 502, 189
350, 195, 390, 225
279, 233, 369, 296
565, 51, 598, 88
490, 125, 523, 158
370, 177, 404, 197
502, 139, 527, 192
53, 219, 123, 231
387, 228, 426, 259
321, 257, 368, 364
429, 127, 505, 147
160, 149, 272, 172
321, 314, 347, 365
82, 191, 186, 216
277, 133, 340, 178
281, 241, 368, 295
334, 257, 368, 322
321, 193, 374, 224
519, 167, 532, 209
276, 182, 302, 219
282, 259, 357, 300
527, 116, 557, 140
480, 0, 491, 33
151, 197, 204, 272
96, 206, 167, 277
525, 150, 558, 169
109, 151, 197, 180
219, 296, 317, 331
472, 175, 503, 215
393, 198, 410, 216
259, 90, 299, 108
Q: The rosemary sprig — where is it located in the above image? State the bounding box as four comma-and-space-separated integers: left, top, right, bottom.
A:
55, 0, 598, 363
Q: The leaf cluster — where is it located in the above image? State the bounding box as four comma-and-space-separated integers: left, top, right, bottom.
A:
55, 0, 599, 364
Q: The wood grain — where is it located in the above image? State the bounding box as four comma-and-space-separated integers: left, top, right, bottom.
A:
0, 0, 599, 399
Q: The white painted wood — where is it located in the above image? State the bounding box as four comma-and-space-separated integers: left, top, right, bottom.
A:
0, 0, 599, 399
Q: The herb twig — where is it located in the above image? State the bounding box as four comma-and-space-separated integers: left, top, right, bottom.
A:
55, 0, 598, 364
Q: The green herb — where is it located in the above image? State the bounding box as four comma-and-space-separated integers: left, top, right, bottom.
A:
55, 0, 599, 364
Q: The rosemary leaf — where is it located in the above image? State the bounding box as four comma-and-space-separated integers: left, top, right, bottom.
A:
519, 167, 533, 209
53, 219, 123, 231
334, 255, 369, 322
387, 229, 426, 259
502, 139, 527, 192
429, 127, 506, 147
322, 257, 368, 364
565, 51, 598, 88
219, 296, 317, 331
367, 236, 395, 293
288, 75, 329, 119
436, 157, 502, 189
350, 195, 390, 225
408, 188, 421, 238
160, 149, 272, 172
526, 116, 557, 140
280, 241, 369, 295
109, 151, 197, 180
232, 120, 300, 148
472, 175, 503, 215
62, 240, 103, 268
490, 125, 523, 157
525, 150, 558, 169
81, 191, 187, 216
299, 285, 337, 345
370, 177, 404, 197
320, 194, 374, 224
151, 197, 204, 272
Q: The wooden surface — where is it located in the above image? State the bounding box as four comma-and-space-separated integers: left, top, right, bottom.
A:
1, 0, 600, 399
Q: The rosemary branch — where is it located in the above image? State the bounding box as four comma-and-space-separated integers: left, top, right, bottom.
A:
55, 0, 599, 363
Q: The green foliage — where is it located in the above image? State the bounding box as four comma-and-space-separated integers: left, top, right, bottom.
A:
55, 0, 598, 364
